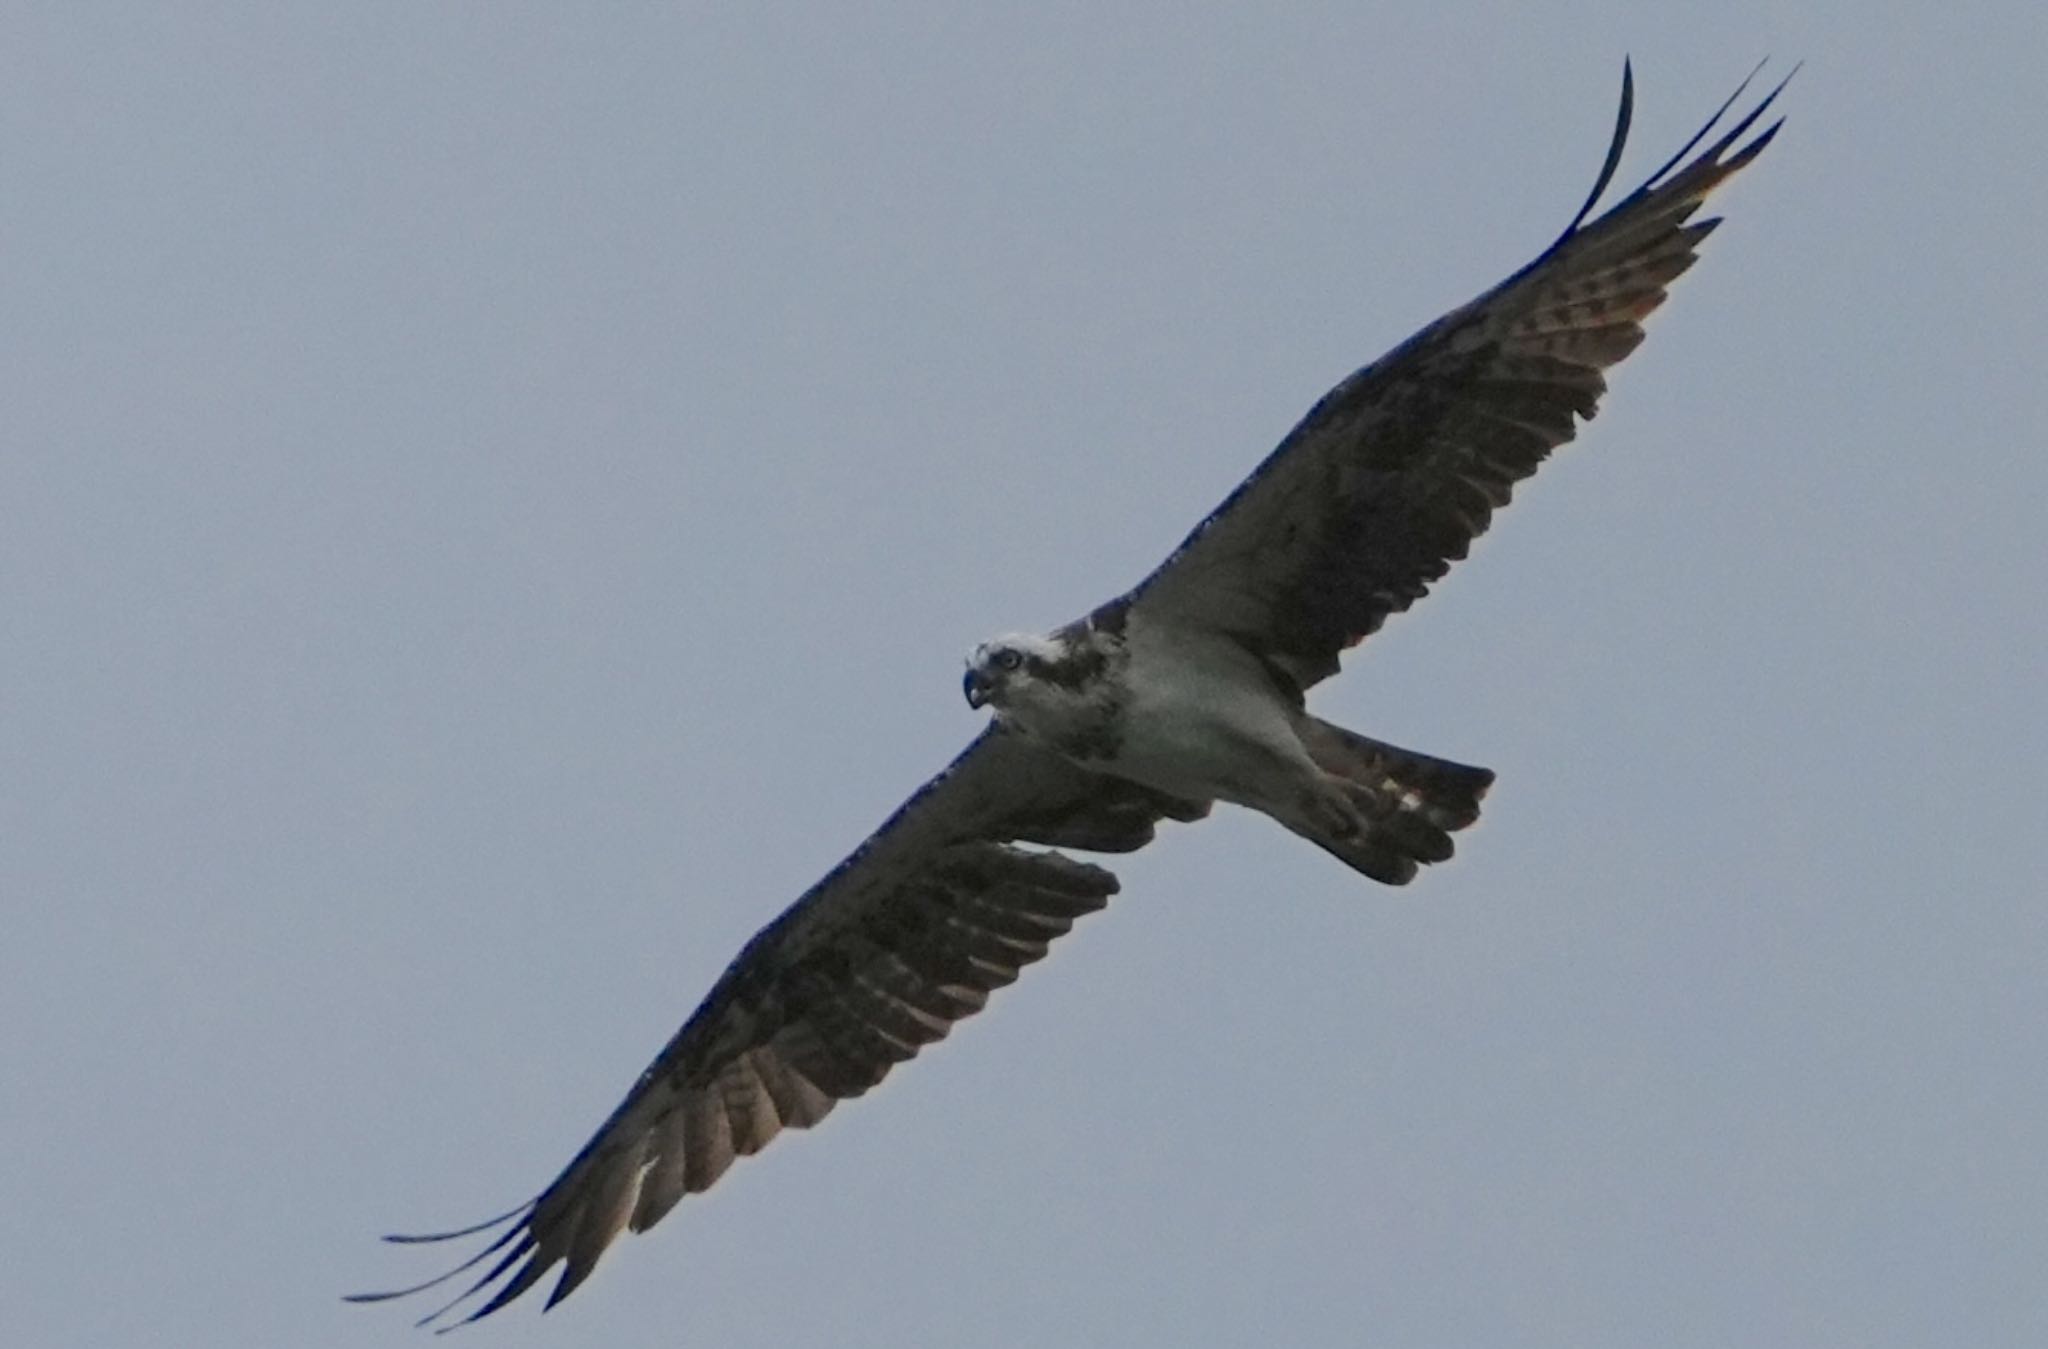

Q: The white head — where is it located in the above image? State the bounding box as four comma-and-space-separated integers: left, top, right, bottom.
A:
962, 632, 1074, 712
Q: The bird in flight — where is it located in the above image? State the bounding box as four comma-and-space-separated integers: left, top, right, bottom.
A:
353, 62, 1789, 1329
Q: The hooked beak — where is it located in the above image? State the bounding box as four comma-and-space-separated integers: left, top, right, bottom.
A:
963, 668, 993, 709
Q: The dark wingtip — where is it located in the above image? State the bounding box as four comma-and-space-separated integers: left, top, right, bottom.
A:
1725, 116, 1785, 172
1554, 57, 1637, 246
378, 1202, 531, 1245
346, 1202, 541, 1331
1632, 56, 1769, 191
1546, 56, 1794, 256
1714, 60, 1799, 174
544, 1269, 585, 1311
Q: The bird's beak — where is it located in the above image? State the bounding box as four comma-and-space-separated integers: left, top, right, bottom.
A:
963, 668, 992, 709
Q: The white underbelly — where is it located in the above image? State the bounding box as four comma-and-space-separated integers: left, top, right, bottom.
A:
1108, 621, 1314, 809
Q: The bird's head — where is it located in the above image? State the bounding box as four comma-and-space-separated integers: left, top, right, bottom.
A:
963, 631, 1084, 714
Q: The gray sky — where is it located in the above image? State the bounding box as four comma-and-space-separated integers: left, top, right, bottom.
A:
6, 5, 2043, 1347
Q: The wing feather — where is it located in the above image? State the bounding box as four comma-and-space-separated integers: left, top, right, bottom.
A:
349, 727, 1199, 1326
1128, 65, 1793, 690
351, 65, 1791, 1330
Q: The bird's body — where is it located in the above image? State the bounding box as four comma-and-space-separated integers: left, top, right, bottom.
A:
968, 609, 1490, 884
1107, 615, 1311, 808
353, 63, 1791, 1328
975, 612, 1304, 800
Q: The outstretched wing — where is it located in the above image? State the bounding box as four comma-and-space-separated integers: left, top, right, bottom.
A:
349, 727, 1204, 1328
1129, 63, 1792, 692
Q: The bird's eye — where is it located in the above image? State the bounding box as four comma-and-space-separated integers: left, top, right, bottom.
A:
995, 649, 1023, 671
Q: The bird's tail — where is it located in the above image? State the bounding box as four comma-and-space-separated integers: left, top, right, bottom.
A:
1284, 719, 1495, 886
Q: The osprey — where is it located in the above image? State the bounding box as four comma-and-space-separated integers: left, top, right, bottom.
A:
355, 64, 1788, 1327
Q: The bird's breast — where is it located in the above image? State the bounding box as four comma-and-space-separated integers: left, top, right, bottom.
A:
1089, 619, 1314, 807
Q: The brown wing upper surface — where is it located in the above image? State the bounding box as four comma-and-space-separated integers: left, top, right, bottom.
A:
1130, 65, 1790, 692
350, 726, 1203, 1327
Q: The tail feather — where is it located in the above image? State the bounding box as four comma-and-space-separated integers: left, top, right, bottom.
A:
1291, 719, 1494, 885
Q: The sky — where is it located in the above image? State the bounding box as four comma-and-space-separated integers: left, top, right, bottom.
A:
5, 5, 2044, 1348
